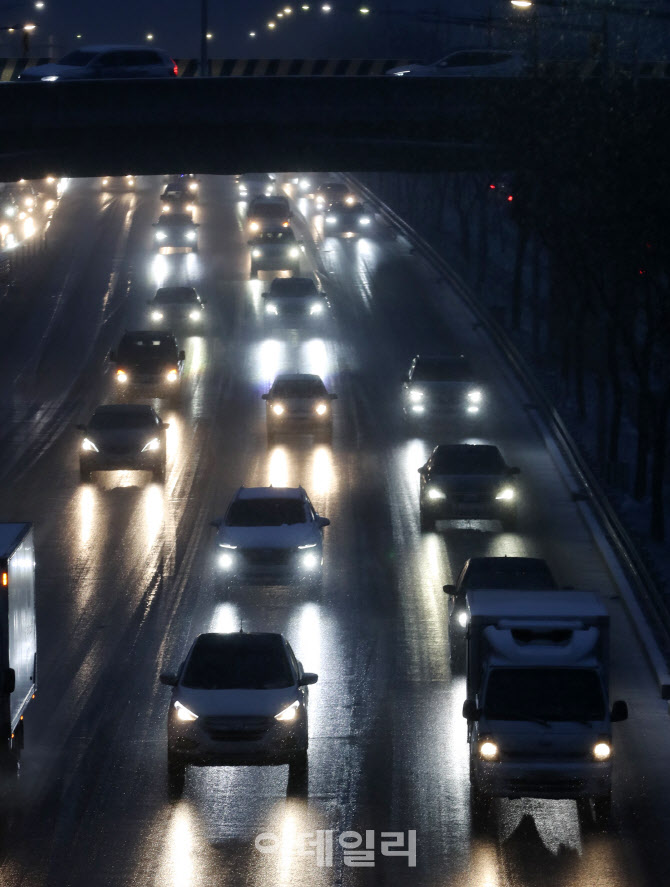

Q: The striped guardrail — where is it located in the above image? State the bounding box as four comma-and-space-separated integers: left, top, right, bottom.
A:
2, 57, 670, 81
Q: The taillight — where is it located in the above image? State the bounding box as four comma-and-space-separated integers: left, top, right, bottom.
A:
172, 60, 178, 77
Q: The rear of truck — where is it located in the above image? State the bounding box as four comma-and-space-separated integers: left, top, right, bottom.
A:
0, 522, 37, 773
463, 590, 627, 819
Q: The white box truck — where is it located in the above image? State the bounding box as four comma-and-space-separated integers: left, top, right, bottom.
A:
462, 590, 627, 822
0, 523, 37, 776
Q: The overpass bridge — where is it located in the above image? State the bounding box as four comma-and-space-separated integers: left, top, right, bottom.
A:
0, 73, 666, 180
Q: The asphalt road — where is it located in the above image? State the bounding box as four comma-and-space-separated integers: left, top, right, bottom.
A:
0, 175, 669, 887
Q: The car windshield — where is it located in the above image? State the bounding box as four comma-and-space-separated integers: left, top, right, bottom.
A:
118, 336, 177, 360
271, 379, 327, 397
432, 446, 505, 474
249, 202, 289, 217
59, 51, 98, 66
461, 559, 557, 591
413, 359, 473, 381
256, 230, 296, 243
269, 278, 317, 297
154, 288, 198, 304
484, 668, 606, 722
182, 634, 294, 690
89, 411, 155, 431
226, 498, 307, 526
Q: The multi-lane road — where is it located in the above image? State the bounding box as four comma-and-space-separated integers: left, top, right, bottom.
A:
0, 175, 669, 886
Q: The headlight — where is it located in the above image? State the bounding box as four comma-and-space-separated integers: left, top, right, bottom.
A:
249, 221, 260, 232
162, 204, 170, 212
302, 552, 319, 570
186, 204, 195, 212
174, 701, 198, 722
24, 197, 34, 208
265, 187, 273, 196
426, 486, 446, 500
593, 741, 612, 761
189, 310, 201, 321
166, 369, 179, 382
142, 437, 161, 452
359, 216, 371, 225
326, 215, 338, 225
116, 369, 128, 383
467, 389, 483, 404
345, 195, 355, 205
275, 700, 300, 722
457, 610, 468, 628
127, 178, 135, 186
151, 311, 164, 321
189, 182, 198, 192
219, 552, 235, 569
186, 231, 196, 241
315, 402, 328, 415
101, 178, 109, 186
310, 302, 324, 315
156, 231, 167, 241
479, 740, 498, 761
495, 487, 516, 501
0, 225, 8, 236
299, 178, 311, 190
288, 247, 300, 258
272, 403, 285, 415
45, 199, 55, 211
81, 438, 99, 452
239, 186, 248, 195
219, 542, 237, 549
409, 388, 424, 403
252, 248, 263, 258
298, 542, 317, 549
265, 303, 278, 315
41, 75, 59, 81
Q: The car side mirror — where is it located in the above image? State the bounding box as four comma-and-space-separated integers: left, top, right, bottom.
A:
76, 423, 87, 431
261, 393, 269, 400
210, 518, 222, 528
611, 700, 628, 722
3, 667, 15, 694
108, 350, 117, 362
159, 673, 178, 686
317, 516, 330, 528
462, 699, 480, 721
508, 466, 521, 476
178, 350, 185, 361
443, 584, 456, 595
299, 672, 318, 686
161, 422, 170, 429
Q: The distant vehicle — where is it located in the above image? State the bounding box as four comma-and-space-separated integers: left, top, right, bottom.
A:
418, 444, 520, 531
387, 50, 528, 78
0, 523, 37, 778
463, 590, 627, 824
323, 201, 372, 237
18, 45, 178, 81
147, 286, 206, 328
444, 557, 558, 660
77, 404, 169, 482
314, 182, 355, 210
248, 227, 301, 277
160, 631, 318, 796
153, 212, 199, 252
262, 373, 337, 444
246, 196, 291, 235
262, 277, 329, 323
108, 330, 185, 403
236, 173, 276, 199
402, 354, 484, 419
160, 183, 195, 216
211, 486, 330, 589
101, 175, 135, 191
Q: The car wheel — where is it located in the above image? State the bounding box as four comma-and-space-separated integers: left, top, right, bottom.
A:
79, 464, 92, 483
167, 752, 185, 799
153, 461, 166, 482
419, 509, 435, 532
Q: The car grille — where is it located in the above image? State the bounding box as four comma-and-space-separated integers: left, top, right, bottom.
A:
202, 715, 274, 742
241, 548, 294, 566
103, 444, 135, 455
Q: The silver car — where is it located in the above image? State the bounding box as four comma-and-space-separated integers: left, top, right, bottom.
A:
19, 45, 178, 82
387, 50, 528, 78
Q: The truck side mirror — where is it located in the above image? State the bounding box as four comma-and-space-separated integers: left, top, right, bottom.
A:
443, 584, 456, 595
3, 668, 15, 694
317, 517, 330, 528
159, 673, 178, 686
611, 700, 628, 722
462, 699, 479, 721
299, 673, 318, 686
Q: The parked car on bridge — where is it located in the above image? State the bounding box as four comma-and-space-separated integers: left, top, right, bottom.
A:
387, 50, 528, 78
18, 45, 178, 82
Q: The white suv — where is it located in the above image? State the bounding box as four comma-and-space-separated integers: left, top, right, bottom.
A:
211, 486, 329, 589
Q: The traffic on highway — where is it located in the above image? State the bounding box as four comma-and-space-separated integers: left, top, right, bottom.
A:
0, 170, 668, 887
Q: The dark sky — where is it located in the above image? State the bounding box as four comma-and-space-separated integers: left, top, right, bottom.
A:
2, 1, 669, 62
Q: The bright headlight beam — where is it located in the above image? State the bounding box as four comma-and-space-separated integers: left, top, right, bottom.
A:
479, 740, 498, 760
593, 741, 612, 761
174, 701, 198, 722
275, 700, 300, 721
142, 437, 161, 452
495, 487, 516, 500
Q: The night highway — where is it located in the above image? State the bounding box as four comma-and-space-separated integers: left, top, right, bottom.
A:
0, 174, 669, 886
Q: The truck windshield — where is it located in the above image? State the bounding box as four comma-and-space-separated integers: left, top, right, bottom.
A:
483, 668, 606, 722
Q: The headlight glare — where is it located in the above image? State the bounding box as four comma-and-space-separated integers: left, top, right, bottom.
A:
309, 302, 324, 314
156, 231, 167, 241
427, 486, 446, 500
409, 388, 424, 403
467, 388, 483, 404
265, 303, 278, 315
151, 310, 163, 321
142, 437, 161, 452
252, 248, 262, 258
593, 741, 612, 761
272, 403, 285, 415
275, 700, 300, 721
82, 438, 99, 452
495, 487, 516, 501
457, 610, 468, 628
288, 247, 300, 258
116, 369, 128, 383
479, 740, 498, 761
174, 701, 198, 722
315, 402, 328, 415
166, 369, 179, 382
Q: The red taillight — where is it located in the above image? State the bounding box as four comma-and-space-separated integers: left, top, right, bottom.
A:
489, 183, 496, 189
172, 60, 178, 77
507, 195, 513, 202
